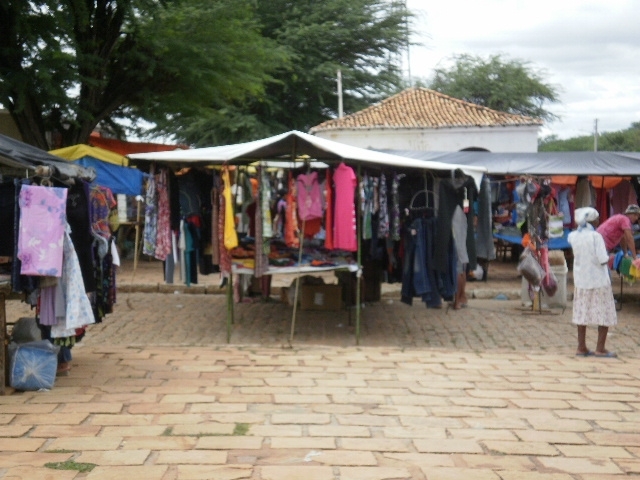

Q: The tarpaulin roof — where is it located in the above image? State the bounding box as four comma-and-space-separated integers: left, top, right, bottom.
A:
89, 133, 187, 156
0, 133, 94, 179
379, 150, 640, 177
50, 144, 144, 196
128, 130, 487, 189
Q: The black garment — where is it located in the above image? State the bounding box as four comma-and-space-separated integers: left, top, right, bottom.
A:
434, 176, 478, 273
0, 180, 17, 256
65, 181, 96, 293
167, 168, 181, 232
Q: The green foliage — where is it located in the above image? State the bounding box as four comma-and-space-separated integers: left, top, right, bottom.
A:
233, 423, 249, 435
45, 460, 96, 473
177, 0, 412, 145
539, 123, 640, 152
0, 0, 285, 148
429, 54, 560, 122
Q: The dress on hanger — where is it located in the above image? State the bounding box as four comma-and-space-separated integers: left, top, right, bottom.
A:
332, 163, 357, 251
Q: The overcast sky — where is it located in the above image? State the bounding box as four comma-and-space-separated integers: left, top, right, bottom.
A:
405, 0, 640, 140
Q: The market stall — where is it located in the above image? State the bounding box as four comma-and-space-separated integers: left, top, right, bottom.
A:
128, 130, 488, 344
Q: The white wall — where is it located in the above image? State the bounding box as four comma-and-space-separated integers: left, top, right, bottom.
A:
314, 126, 540, 153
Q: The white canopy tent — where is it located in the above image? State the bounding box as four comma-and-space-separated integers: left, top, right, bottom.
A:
129, 130, 486, 189
128, 131, 488, 344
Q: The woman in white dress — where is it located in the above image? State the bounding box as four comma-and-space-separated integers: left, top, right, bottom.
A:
567, 207, 618, 357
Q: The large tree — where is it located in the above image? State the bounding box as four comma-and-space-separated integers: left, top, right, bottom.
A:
429, 54, 560, 122
0, 0, 285, 148
161, 0, 412, 145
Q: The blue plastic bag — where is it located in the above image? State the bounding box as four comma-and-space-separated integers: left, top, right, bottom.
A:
9, 340, 60, 391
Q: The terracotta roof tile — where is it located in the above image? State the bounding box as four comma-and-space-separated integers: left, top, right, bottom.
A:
310, 87, 542, 132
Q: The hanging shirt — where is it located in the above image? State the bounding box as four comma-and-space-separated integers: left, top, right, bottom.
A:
285, 172, 300, 248
17, 184, 68, 277
332, 163, 357, 251
154, 169, 172, 261
378, 174, 389, 238
296, 171, 323, 221
222, 168, 238, 250
324, 169, 334, 249
143, 165, 158, 256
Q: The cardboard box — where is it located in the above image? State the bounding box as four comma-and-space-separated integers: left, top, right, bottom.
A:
300, 284, 343, 311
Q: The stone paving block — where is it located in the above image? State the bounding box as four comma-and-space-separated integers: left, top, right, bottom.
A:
172, 423, 235, 436
271, 413, 330, 424
217, 394, 273, 403
90, 413, 155, 426
28, 393, 96, 404
336, 414, 397, 427
338, 466, 412, 479
260, 465, 334, 480
176, 464, 253, 479
537, 457, 623, 475
483, 440, 559, 456
310, 450, 377, 466
159, 393, 218, 404
0, 451, 73, 467
340, 438, 410, 452
569, 400, 634, 411
0, 413, 15, 424
332, 394, 387, 404
31, 425, 102, 438
85, 465, 169, 479
0, 425, 31, 437
556, 444, 632, 458
509, 398, 571, 409
417, 466, 501, 479
585, 432, 640, 446
555, 409, 621, 421
273, 394, 330, 404
512, 430, 587, 445
47, 436, 123, 451
156, 449, 228, 464
99, 425, 168, 437
248, 425, 303, 437
75, 449, 151, 465
312, 404, 364, 414
527, 417, 592, 432
596, 420, 640, 432
13, 413, 89, 426
369, 405, 427, 416
58, 402, 124, 414
1, 404, 57, 414
383, 452, 455, 468
498, 473, 575, 480
270, 437, 336, 449
414, 438, 483, 454
127, 402, 186, 414
448, 427, 518, 442
120, 435, 197, 450
389, 394, 448, 406
457, 454, 537, 471
382, 426, 447, 439
308, 425, 371, 437
2, 466, 77, 479
196, 436, 263, 450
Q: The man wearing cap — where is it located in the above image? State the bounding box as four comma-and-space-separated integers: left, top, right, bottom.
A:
596, 204, 640, 257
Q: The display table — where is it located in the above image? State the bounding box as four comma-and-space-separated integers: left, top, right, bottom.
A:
493, 228, 572, 250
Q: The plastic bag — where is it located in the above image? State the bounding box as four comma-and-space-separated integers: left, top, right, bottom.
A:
542, 269, 558, 297
548, 214, 564, 238
9, 340, 60, 391
517, 249, 545, 286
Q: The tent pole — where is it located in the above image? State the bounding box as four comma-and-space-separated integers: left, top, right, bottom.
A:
288, 139, 302, 345
356, 163, 362, 345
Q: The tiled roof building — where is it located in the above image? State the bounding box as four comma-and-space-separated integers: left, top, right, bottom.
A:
310, 87, 541, 153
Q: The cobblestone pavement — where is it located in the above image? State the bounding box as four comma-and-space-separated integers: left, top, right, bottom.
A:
3, 259, 640, 479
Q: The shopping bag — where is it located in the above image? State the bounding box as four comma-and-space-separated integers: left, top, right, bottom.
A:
517, 249, 545, 287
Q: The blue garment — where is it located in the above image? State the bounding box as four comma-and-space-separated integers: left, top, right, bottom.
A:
401, 217, 444, 308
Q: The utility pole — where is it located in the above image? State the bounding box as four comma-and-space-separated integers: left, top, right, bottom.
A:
337, 70, 343, 118
594, 118, 598, 152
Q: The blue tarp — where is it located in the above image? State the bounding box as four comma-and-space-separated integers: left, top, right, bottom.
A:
73, 157, 144, 196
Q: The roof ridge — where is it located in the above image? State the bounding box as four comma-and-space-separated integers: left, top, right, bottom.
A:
310, 87, 542, 132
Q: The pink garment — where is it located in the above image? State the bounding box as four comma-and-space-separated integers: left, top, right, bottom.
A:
296, 172, 323, 221
332, 163, 357, 251
18, 184, 68, 277
597, 213, 632, 251
154, 169, 172, 261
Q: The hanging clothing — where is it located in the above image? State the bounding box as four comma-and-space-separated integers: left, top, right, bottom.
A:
378, 174, 389, 239
17, 184, 68, 277
360, 173, 373, 240
476, 177, 496, 261
143, 165, 158, 256
254, 167, 269, 278
261, 167, 273, 239
222, 168, 238, 251
324, 169, 334, 250
296, 171, 323, 221
332, 163, 357, 251
154, 169, 172, 261
284, 172, 299, 248
391, 173, 404, 241
89, 185, 116, 240
434, 175, 478, 273
217, 188, 232, 277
